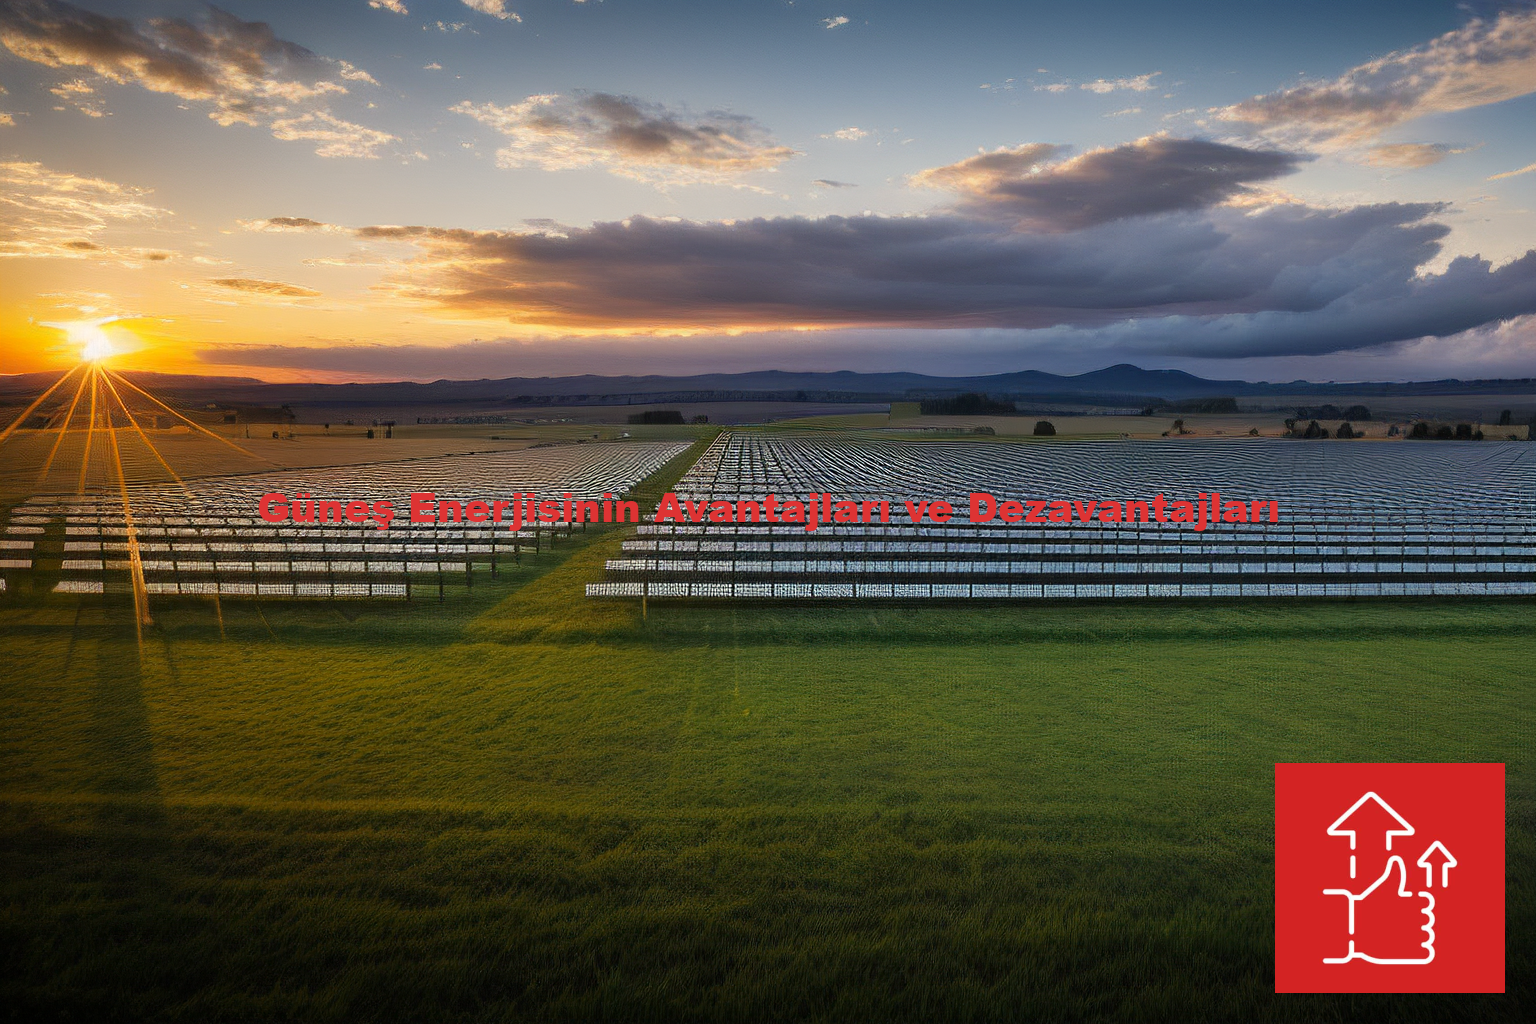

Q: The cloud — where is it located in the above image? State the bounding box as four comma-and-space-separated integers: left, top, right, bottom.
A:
0, 0, 392, 156
823, 16, 850, 29
210, 277, 322, 297
345, 200, 1460, 334
1489, 160, 1536, 180
911, 137, 1303, 231
195, 196, 1536, 366
1216, 9, 1536, 149
0, 159, 172, 262
1081, 72, 1160, 94
813, 179, 857, 188
452, 91, 798, 186
461, 1, 521, 22
1363, 142, 1460, 168
369, 1, 408, 13
823, 126, 868, 140
908, 142, 1064, 193
423, 61, 442, 70
1105, 107, 1142, 118
237, 216, 343, 232
337, 61, 378, 85
269, 111, 398, 158
1034, 82, 1072, 93
304, 115, 1536, 362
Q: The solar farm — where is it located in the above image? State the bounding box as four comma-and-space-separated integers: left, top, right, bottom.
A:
0, 441, 691, 601
591, 432, 1536, 600
2, 421, 1534, 1021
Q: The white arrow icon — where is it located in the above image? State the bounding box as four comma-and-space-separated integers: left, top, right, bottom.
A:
1327, 791, 1415, 851
1416, 840, 1457, 888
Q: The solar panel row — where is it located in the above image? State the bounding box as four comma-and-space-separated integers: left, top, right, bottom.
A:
0, 441, 691, 600
588, 433, 1536, 601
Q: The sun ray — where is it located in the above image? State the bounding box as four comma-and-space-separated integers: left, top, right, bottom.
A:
77, 366, 100, 494
0, 364, 85, 449
104, 379, 152, 641
106, 368, 276, 467
99, 368, 190, 494
38, 364, 93, 483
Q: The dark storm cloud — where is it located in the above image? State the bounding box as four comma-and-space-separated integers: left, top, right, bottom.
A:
355, 199, 1485, 336
245, 131, 1536, 360
913, 138, 1305, 231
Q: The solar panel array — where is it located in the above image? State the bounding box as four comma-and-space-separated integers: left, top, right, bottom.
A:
1, 441, 690, 600
588, 433, 1536, 600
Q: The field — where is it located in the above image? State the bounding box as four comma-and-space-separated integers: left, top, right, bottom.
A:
2, 507, 1532, 1020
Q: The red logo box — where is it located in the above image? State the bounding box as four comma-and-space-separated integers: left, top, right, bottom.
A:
1275, 762, 1504, 993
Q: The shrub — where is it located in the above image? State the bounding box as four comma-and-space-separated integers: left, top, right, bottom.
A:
1302, 420, 1323, 439
1033, 420, 1056, 436
1499, 409, 1512, 425
1336, 422, 1355, 438
1435, 425, 1454, 440
1409, 422, 1430, 439
1454, 423, 1473, 440
1343, 405, 1371, 421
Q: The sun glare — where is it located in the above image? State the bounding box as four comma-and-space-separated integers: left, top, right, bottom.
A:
43, 316, 124, 363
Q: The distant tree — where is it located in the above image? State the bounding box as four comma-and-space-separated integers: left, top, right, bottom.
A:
1172, 419, 1185, 433
1140, 406, 1156, 416
1033, 420, 1056, 436
1454, 423, 1473, 440
1409, 422, 1430, 439
1474, 429, 1485, 440
1336, 422, 1355, 438
690, 414, 710, 424
1302, 420, 1323, 439
1343, 405, 1371, 421
1387, 424, 1399, 437
1498, 409, 1512, 425
1165, 397, 1237, 414
1435, 425, 1454, 440
1248, 427, 1260, 436
366, 428, 375, 439
919, 393, 1018, 416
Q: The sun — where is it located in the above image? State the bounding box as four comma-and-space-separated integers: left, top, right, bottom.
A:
42, 316, 126, 363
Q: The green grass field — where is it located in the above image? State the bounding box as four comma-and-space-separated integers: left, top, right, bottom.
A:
1, 521, 1532, 1020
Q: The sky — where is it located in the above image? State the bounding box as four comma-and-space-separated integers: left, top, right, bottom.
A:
2, 0, 1536, 383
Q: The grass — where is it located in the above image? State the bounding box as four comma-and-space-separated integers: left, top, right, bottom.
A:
1, 484, 1532, 1019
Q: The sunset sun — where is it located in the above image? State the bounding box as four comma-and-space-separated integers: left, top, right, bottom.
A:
43, 317, 124, 363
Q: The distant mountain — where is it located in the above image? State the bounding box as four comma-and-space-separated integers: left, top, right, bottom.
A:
2, 364, 1532, 407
